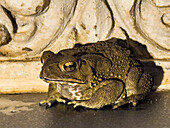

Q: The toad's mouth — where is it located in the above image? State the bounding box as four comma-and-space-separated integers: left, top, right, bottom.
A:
42, 77, 86, 85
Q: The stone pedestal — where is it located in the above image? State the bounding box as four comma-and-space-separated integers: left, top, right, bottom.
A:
0, 0, 169, 93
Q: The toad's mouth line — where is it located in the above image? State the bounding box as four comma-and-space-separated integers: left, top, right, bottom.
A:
42, 77, 86, 85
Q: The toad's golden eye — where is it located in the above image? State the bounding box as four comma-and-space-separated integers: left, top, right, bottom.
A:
63, 62, 76, 72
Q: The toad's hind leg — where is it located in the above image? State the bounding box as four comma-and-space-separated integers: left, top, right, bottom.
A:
113, 66, 153, 109
127, 66, 152, 96
68, 80, 125, 109
39, 83, 67, 108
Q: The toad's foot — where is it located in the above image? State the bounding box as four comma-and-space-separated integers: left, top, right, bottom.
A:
39, 100, 54, 108
111, 94, 145, 109
39, 96, 67, 108
67, 101, 87, 108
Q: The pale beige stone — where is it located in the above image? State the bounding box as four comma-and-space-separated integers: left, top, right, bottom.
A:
0, 61, 48, 93
0, 0, 169, 93
155, 61, 170, 89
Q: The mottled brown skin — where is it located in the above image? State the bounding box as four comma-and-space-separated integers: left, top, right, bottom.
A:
39, 39, 153, 109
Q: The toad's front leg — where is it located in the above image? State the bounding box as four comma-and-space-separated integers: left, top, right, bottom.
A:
39, 83, 67, 108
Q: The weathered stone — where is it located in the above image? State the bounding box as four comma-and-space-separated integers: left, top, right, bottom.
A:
0, 0, 169, 93
0, 61, 48, 93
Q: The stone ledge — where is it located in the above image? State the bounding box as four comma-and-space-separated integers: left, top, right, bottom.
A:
0, 79, 48, 94
0, 61, 48, 94
0, 60, 169, 94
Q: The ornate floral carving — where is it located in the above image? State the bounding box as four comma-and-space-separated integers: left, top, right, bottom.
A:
107, 0, 170, 59
0, 0, 114, 59
131, 0, 170, 52
0, 0, 78, 58
0, 0, 169, 60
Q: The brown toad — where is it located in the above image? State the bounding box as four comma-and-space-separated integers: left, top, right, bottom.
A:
39, 38, 153, 109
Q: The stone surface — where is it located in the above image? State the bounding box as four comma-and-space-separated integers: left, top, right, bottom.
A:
0, 0, 169, 93
0, 92, 170, 128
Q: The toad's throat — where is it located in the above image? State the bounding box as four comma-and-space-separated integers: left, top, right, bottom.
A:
46, 79, 90, 101
42, 77, 92, 100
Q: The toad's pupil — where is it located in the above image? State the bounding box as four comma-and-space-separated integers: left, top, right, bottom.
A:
64, 62, 76, 72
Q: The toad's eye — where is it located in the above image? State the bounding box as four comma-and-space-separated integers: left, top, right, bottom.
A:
63, 62, 76, 72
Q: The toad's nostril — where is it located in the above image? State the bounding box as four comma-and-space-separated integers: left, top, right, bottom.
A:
40, 75, 43, 79
39, 70, 44, 79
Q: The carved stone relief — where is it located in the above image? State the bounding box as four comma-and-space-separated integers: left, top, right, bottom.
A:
0, 0, 169, 93
0, 0, 169, 59
108, 0, 170, 59
132, 0, 170, 53
0, 0, 77, 58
